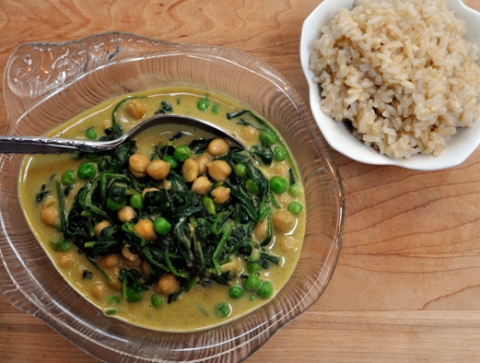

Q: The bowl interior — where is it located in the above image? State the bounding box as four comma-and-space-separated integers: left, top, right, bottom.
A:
300, 0, 480, 170
0, 33, 344, 363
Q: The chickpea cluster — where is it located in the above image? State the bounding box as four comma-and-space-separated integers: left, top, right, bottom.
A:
126, 137, 234, 219
128, 154, 171, 180
88, 246, 179, 301
87, 137, 235, 301
182, 138, 233, 203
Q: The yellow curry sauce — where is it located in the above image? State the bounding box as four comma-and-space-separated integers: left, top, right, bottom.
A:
18, 87, 305, 332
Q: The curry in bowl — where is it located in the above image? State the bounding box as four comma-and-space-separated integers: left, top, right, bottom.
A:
18, 86, 305, 332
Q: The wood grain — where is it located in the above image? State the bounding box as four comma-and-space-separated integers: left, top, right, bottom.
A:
1, 0, 480, 362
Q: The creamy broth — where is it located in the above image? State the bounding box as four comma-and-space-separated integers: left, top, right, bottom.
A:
19, 87, 305, 332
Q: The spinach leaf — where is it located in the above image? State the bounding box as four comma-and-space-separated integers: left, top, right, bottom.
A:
173, 217, 194, 267
252, 142, 274, 165
118, 269, 151, 303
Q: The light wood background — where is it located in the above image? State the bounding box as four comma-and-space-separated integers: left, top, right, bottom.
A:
1, 0, 480, 362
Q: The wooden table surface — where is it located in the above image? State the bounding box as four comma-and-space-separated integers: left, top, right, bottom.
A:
1, 0, 480, 362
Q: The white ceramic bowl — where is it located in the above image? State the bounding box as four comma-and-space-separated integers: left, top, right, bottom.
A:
300, 0, 480, 170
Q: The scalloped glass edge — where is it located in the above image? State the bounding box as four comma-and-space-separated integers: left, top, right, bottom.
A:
0, 32, 344, 363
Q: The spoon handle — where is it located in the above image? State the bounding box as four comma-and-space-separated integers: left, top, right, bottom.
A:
0, 115, 246, 154
0, 136, 117, 154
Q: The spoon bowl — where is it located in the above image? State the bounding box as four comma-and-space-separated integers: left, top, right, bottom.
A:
0, 114, 246, 154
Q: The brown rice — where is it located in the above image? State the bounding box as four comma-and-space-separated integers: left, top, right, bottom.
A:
310, 0, 480, 159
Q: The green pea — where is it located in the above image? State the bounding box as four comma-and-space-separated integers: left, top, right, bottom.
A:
106, 197, 125, 211
154, 217, 172, 235
55, 236, 71, 252
273, 146, 287, 161
270, 176, 288, 194
129, 193, 144, 210
85, 127, 98, 140
259, 131, 276, 145
245, 178, 259, 195
126, 288, 145, 303
151, 293, 164, 308
77, 162, 97, 180
107, 295, 121, 304
288, 201, 304, 215
288, 184, 301, 197
163, 155, 178, 169
214, 302, 231, 318
235, 163, 247, 178
197, 98, 210, 111
174, 145, 192, 162
257, 281, 274, 299
246, 262, 262, 274
244, 275, 261, 291
61, 170, 76, 186
212, 104, 221, 114
202, 196, 216, 215
229, 286, 245, 299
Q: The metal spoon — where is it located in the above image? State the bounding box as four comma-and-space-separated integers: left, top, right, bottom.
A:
0, 114, 246, 154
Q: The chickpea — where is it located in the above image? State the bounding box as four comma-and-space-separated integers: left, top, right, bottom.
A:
276, 192, 292, 206
122, 246, 139, 262
94, 220, 111, 236
155, 273, 179, 295
254, 218, 269, 242
126, 99, 146, 119
162, 179, 172, 190
279, 236, 298, 252
207, 160, 231, 182
191, 176, 212, 195
142, 187, 159, 198
211, 186, 231, 204
195, 153, 211, 175
91, 283, 106, 301
124, 257, 142, 268
141, 260, 152, 277
134, 219, 157, 241
99, 254, 121, 269
40, 205, 58, 227
146, 159, 170, 180
129, 154, 150, 178
182, 158, 199, 182
118, 205, 136, 223
242, 125, 258, 141
273, 163, 289, 179
220, 258, 243, 278
58, 253, 74, 268
272, 210, 295, 233
207, 138, 229, 157
107, 268, 122, 291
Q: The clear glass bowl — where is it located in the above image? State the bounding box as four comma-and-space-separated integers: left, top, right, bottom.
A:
0, 32, 344, 363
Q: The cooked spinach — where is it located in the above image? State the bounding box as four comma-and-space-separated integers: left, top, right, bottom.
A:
154, 100, 173, 114
36, 184, 50, 203
55, 102, 284, 304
